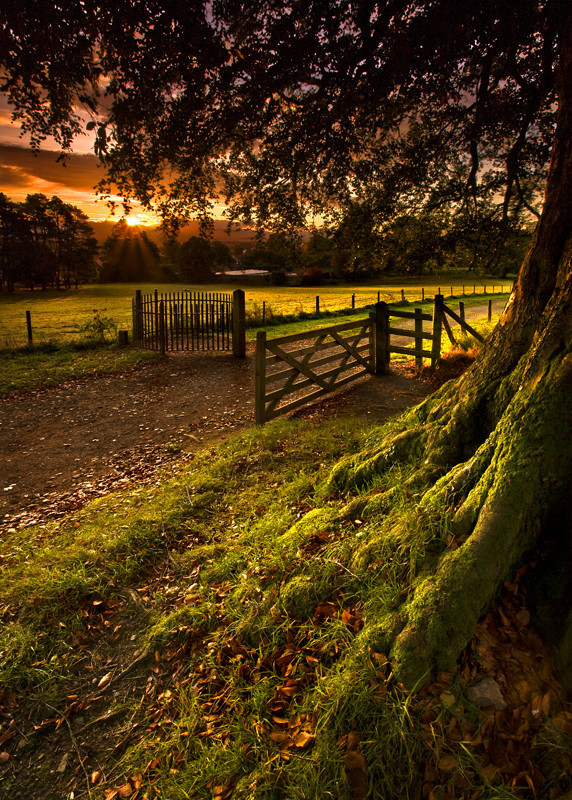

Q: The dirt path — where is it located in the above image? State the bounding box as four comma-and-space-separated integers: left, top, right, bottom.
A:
0, 347, 435, 533
2, 298, 505, 533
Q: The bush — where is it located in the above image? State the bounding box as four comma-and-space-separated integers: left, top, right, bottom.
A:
79, 311, 117, 343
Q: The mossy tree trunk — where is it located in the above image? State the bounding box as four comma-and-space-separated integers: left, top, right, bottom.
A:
333, 14, 572, 689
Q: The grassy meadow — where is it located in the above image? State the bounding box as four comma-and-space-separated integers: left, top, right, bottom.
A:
0, 279, 511, 396
0, 278, 512, 349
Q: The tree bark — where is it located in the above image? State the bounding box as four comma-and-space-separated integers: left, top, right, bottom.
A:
327, 10, 572, 690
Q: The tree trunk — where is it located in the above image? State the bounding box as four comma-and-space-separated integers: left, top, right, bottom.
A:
327, 13, 572, 690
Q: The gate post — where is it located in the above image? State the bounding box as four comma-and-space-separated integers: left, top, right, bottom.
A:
414, 307, 423, 369
232, 289, 246, 357
431, 294, 444, 367
159, 299, 166, 356
133, 289, 143, 343
255, 331, 267, 424
372, 301, 389, 374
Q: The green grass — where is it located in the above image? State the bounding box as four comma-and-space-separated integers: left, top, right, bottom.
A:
1, 415, 564, 799
0, 343, 162, 396
0, 279, 513, 348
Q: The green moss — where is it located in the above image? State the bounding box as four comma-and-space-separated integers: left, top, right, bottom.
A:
278, 575, 327, 619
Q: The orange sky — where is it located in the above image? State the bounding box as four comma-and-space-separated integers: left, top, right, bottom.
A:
1, 96, 165, 224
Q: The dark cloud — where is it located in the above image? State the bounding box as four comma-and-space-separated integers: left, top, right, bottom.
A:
0, 144, 103, 192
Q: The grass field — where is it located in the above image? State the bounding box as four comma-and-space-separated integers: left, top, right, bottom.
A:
0, 278, 513, 348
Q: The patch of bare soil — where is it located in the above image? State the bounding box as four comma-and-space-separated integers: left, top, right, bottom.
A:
0, 349, 433, 534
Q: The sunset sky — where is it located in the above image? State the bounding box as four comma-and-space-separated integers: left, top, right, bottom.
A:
1, 95, 163, 225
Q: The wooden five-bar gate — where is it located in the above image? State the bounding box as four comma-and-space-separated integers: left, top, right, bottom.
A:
132, 288, 245, 356
255, 295, 487, 423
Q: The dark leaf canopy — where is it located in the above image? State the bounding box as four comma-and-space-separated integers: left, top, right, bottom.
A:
0, 0, 565, 228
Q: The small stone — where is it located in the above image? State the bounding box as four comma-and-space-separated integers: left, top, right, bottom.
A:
0, 752, 9, 762
467, 677, 507, 710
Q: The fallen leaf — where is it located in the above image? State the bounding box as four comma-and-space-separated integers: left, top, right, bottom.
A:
437, 755, 458, 772
269, 732, 290, 744
97, 671, 113, 689
293, 731, 315, 748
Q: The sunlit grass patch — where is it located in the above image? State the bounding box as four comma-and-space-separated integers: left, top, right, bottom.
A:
0, 342, 162, 396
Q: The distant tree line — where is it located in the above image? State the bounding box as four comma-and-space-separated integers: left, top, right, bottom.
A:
0, 193, 98, 291
0, 194, 532, 292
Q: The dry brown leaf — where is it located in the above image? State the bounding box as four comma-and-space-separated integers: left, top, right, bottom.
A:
130, 773, 143, 790
437, 755, 458, 772
90, 771, 102, 785
0, 752, 9, 763
97, 671, 113, 689
293, 731, 315, 749
269, 732, 290, 744
117, 783, 133, 799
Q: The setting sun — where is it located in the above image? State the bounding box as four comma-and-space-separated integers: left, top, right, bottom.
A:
125, 215, 141, 226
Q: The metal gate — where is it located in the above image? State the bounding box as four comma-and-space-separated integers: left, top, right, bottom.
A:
132, 289, 236, 352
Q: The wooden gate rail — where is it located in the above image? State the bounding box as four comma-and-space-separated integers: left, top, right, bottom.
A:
388, 308, 434, 368
440, 298, 485, 345
255, 312, 385, 424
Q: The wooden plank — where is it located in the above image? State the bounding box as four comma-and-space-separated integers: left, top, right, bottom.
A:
265, 368, 368, 420
266, 343, 371, 384
330, 329, 373, 371
265, 332, 370, 365
390, 309, 432, 321
269, 317, 370, 345
267, 332, 330, 407
265, 333, 339, 363
442, 312, 457, 345
269, 343, 331, 390
265, 359, 367, 403
390, 345, 433, 357
442, 303, 485, 343
389, 326, 433, 340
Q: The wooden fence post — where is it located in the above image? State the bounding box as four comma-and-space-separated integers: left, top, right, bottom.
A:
459, 301, 465, 322
26, 310, 33, 345
133, 289, 143, 343
488, 299, 492, 322
232, 289, 246, 357
401, 289, 405, 302
159, 299, 166, 356
316, 295, 320, 314
255, 331, 267, 424
431, 294, 444, 367
422, 287, 425, 302
372, 301, 390, 374
414, 307, 423, 369
154, 289, 159, 350
262, 300, 266, 325
351, 293, 355, 309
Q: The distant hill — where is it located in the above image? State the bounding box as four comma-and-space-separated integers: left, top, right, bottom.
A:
89, 219, 259, 248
